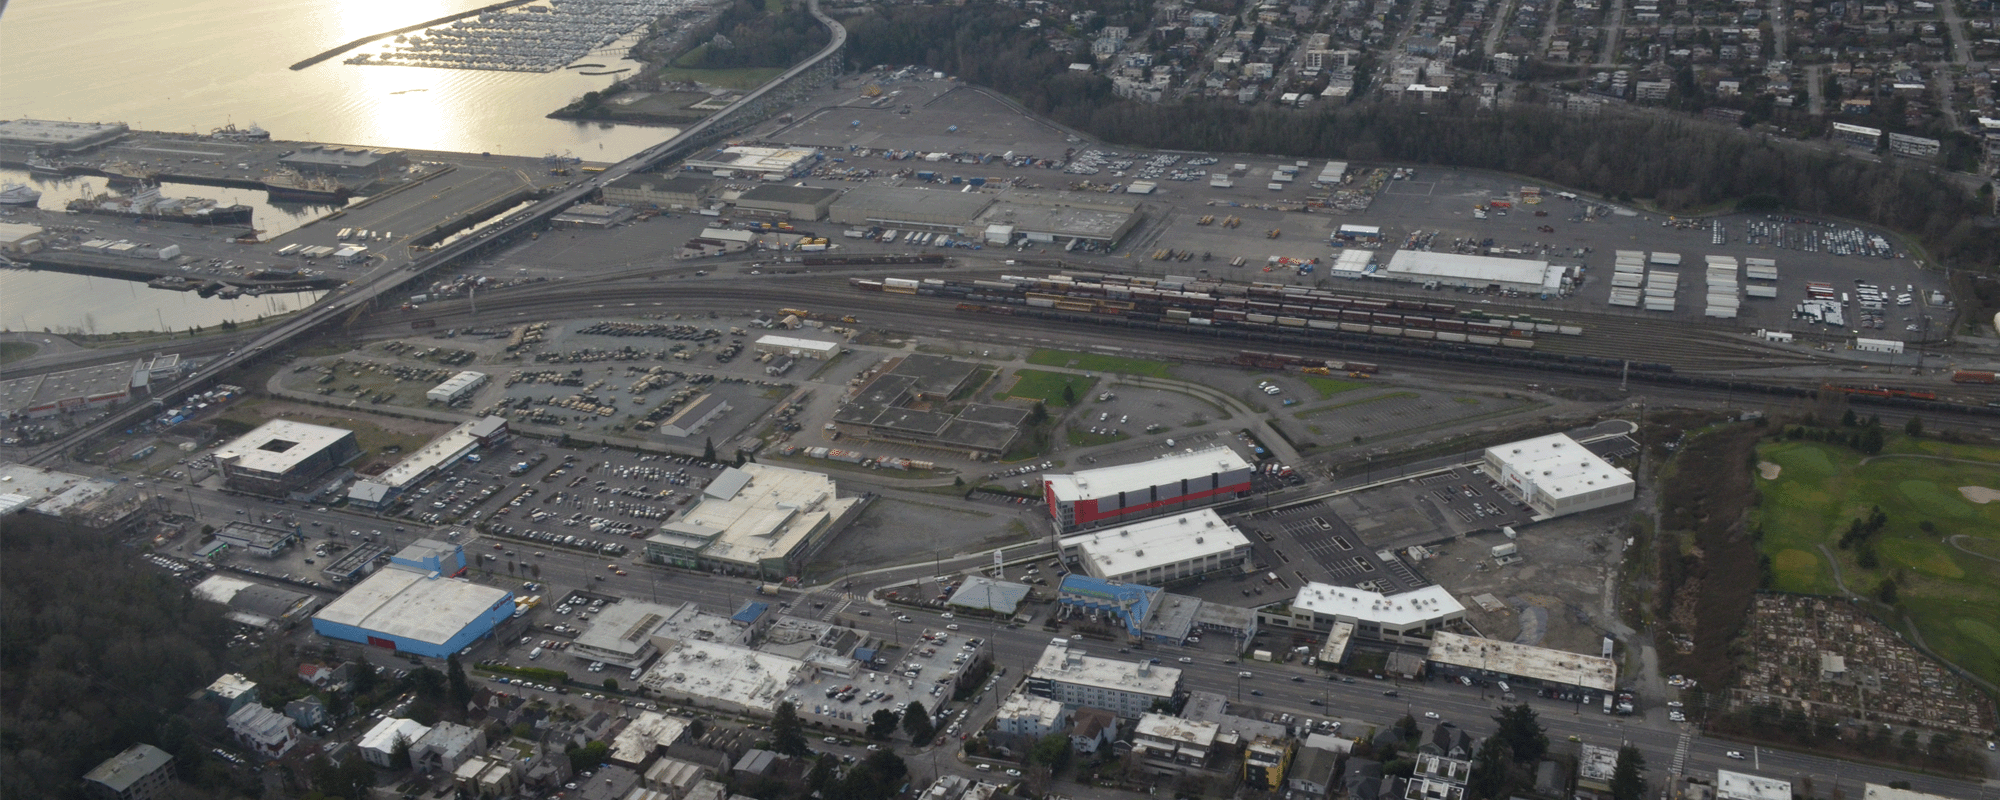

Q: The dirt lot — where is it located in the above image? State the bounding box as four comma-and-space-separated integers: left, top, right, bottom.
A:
1417, 503, 1635, 656
809, 494, 1042, 581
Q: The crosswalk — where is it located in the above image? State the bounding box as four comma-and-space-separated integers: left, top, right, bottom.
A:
820, 593, 853, 621
1670, 731, 1692, 774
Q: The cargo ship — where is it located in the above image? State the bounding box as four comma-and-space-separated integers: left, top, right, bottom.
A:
262, 169, 350, 203
210, 123, 270, 141
66, 185, 253, 226
0, 183, 41, 206
100, 159, 161, 187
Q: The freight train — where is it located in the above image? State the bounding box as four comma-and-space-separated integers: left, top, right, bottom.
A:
852, 272, 1586, 350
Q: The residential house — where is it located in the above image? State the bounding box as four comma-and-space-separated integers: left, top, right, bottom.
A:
226, 704, 300, 760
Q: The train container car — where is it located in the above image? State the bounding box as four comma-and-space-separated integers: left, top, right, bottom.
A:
973, 280, 1018, 291
1557, 325, 1583, 336
884, 278, 920, 294
1279, 316, 1309, 328
1370, 325, 1403, 336
1343, 362, 1380, 374
1501, 338, 1535, 349
1027, 296, 1057, 308
1247, 313, 1278, 324
1339, 322, 1371, 334
1215, 309, 1249, 322
1436, 331, 1469, 343
1468, 335, 1502, 346
1953, 371, 1997, 384
851, 279, 885, 292
1307, 319, 1339, 331
1404, 328, 1437, 340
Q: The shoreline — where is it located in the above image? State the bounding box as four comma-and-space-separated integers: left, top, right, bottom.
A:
288, 0, 543, 71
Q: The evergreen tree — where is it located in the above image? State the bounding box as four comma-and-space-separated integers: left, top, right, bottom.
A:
1610, 744, 1646, 800
1062, 383, 1077, 406
1491, 704, 1548, 763
805, 754, 838, 799
901, 700, 934, 743
446, 654, 473, 710
704, 437, 718, 463
1466, 736, 1511, 799
773, 701, 810, 756
1905, 416, 1923, 437
868, 708, 901, 740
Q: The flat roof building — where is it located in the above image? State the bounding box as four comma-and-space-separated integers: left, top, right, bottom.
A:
1045, 446, 1253, 532
0, 359, 138, 420
733, 185, 840, 220
192, 574, 322, 630
604, 174, 715, 209
1059, 509, 1253, 585
1132, 713, 1219, 770
1717, 771, 1792, 800
1480, 433, 1635, 519
0, 222, 45, 255
0, 462, 150, 536
83, 743, 176, 800
1863, 784, 1956, 800
1426, 630, 1617, 693
832, 354, 1023, 457
0, 119, 128, 151
311, 562, 514, 658
753, 335, 839, 359
214, 520, 298, 558
1027, 640, 1182, 718
948, 575, 1032, 615
551, 204, 637, 228
212, 420, 360, 496
280, 146, 407, 180
972, 193, 1143, 246
1262, 582, 1466, 645
226, 703, 300, 760
427, 371, 488, 404
682, 146, 819, 180
994, 692, 1070, 738
642, 464, 863, 579
359, 718, 431, 768
1382, 250, 1563, 294
568, 600, 754, 668
828, 185, 996, 231
1577, 743, 1618, 792
636, 639, 810, 716
348, 417, 505, 507
608, 711, 690, 768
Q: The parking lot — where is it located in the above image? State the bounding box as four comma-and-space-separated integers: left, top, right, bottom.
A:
796, 625, 988, 731
474, 446, 731, 562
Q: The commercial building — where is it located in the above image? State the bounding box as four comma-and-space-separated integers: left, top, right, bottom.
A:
1059, 509, 1253, 584
1716, 771, 1791, 800
226, 703, 301, 760
733, 185, 840, 220
1426, 630, 1617, 693
569, 600, 757, 668
1381, 251, 1565, 294
311, 548, 514, 657
1863, 784, 1956, 800
359, 718, 431, 767
212, 420, 360, 496
642, 464, 863, 579
83, 743, 176, 800
192, 574, 321, 629
0, 359, 137, 420
551, 204, 637, 228
832, 354, 1024, 457
1577, 743, 1618, 792
603, 174, 715, 209
1026, 640, 1182, 718
828, 185, 997, 232
994, 692, 1070, 738
214, 521, 298, 558
659, 394, 731, 438
681, 146, 819, 180
347, 417, 506, 508
753, 335, 839, 360
427, 371, 488, 404
1480, 433, 1635, 519
1044, 446, 1254, 532
0, 462, 151, 536
0, 119, 128, 151
636, 639, 811, 716
1261, 582, 1466, 645
971, 193, 1144, 247
608, 711, 690, 769
1131, 713, 1219, 771
280, 146, 408, 180
678, 227, 759, 259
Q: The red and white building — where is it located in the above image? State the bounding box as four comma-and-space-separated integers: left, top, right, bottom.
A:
1044, 446, 1254, 532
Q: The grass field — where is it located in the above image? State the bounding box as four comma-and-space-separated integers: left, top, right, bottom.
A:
1754, 437, 2000, 685
1301, 375, 1371, 398
0, 341, 37, 365
657, 65, 786, 90
1025, 349, 1175, 379
1000, 370, 1096, 407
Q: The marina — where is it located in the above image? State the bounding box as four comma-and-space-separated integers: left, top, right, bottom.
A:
345, 0, 703, 73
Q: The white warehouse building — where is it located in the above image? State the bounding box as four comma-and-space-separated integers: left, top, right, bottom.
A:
1057, 508, 1253, 585
1480, 433, 1635, 519
1382, 251, 1566, 295
1026, 640, 1182, 718
427, 371, 488, 404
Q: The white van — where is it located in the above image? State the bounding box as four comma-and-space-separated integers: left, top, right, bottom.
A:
529, 647, 544, 660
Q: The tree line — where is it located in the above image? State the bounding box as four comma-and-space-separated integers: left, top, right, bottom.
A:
683, 0, 830, 71
842, 5, 2000, 270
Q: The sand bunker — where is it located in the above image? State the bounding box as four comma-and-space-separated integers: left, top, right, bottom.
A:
1960, 486, 2000, 504
1758, 462, 1782, 480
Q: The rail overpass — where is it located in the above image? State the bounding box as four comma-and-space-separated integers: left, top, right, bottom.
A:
21, 1, 847, 466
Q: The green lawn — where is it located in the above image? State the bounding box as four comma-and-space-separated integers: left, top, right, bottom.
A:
1754, 438, 2000, 685
0, 341, 37, 365
657, 65, 787, 91
1301, 374, 1371, 398
1000, 369, 1096, 407
1025, 349, 1175, 379
1066, 428, 1128, 447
